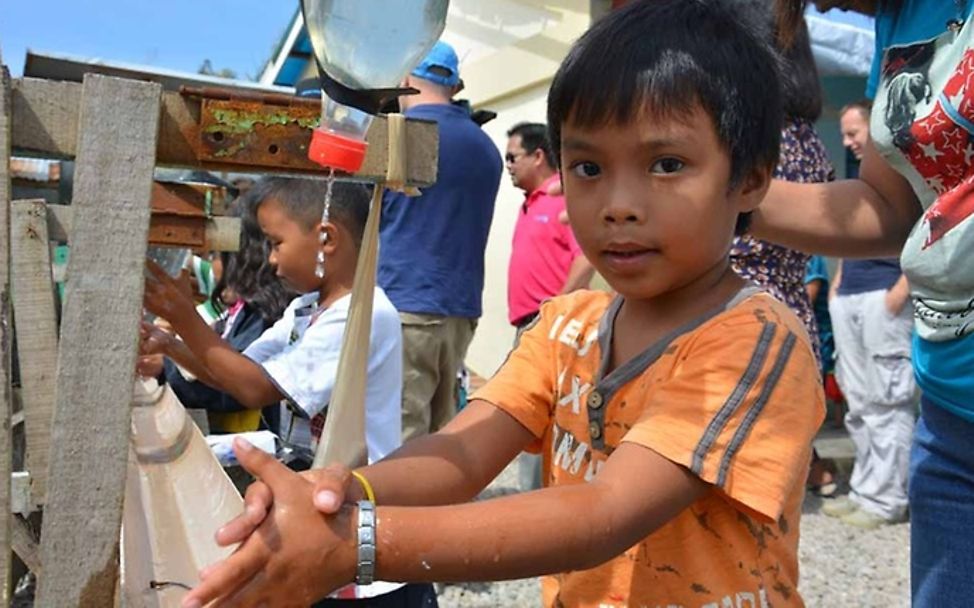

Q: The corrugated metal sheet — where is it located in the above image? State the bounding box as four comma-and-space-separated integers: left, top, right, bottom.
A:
23, 50, 292, 95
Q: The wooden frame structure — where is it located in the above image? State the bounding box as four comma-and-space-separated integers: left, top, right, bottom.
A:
0, 51, 437, 606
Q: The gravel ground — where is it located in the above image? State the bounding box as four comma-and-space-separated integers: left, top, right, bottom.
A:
438, 456, 910, 608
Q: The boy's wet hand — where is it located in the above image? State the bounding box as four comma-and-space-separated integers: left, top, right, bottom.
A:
213, 481, 273, 547
212, 462, 353, 548
310, 463, 353, 514
181, 438, 355, 608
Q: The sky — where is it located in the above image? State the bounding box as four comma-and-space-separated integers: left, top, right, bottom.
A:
1, 1, 298, 80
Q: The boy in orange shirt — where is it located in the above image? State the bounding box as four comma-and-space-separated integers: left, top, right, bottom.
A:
184, 1, 824, 606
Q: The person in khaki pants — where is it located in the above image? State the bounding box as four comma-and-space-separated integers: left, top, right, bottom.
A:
377, 41, 503, 441
400, 314, 477, 437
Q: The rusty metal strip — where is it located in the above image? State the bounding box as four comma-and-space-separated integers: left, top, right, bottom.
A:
197, 97, 322, 170
180, 85, 320, 108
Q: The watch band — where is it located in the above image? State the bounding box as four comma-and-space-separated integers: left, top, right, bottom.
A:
355, 500, 376, 585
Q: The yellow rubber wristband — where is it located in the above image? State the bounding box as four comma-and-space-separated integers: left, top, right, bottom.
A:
351, 471, 376, 504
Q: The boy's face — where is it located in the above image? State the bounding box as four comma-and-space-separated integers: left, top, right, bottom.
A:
560, 105, 766, 302
257, 197, 323, 294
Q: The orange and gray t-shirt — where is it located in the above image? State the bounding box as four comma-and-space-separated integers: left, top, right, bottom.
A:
474, 288, 824, 608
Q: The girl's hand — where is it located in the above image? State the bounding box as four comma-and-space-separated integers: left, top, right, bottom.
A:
139, 321, 175, 357
136, 354, 164, 378
143, 260, 197, 324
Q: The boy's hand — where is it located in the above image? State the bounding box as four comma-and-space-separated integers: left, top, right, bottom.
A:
214, 463, 355, 547
144, 260, 197, 324
182, 439, 356, 608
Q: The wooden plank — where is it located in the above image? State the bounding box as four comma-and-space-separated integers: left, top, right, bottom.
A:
46, 204, 241, 251
205, 216, 241, 252
9, 78, 79, 159
10, 472, 32, 516
0, 54, 15, 606
12, 77, 439, 186
36, 74, 161, 608
11, 515, 41, 575
10, 199, 59, 506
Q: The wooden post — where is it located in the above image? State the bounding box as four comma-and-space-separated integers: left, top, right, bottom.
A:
10, 199, 59, 507
11, 516, 40, 576
0, 54, 15, 605
11, 78, 439, 186
36, 74, 161, 607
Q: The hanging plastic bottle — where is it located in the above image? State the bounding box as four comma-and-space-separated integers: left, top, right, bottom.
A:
302, 0, 450, 172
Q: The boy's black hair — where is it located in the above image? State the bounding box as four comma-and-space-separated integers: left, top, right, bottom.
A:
507, 122, 557, 170
250, 177, 372, 247
547, 0, 783, 233
214, 189, 298, 324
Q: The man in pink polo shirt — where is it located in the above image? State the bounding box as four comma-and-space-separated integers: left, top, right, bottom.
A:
506, 122, 593, 331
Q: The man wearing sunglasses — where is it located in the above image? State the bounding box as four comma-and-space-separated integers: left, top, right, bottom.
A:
506, 122, 593, 335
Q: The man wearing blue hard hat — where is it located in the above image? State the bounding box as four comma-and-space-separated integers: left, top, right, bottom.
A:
379, 40, 503, 445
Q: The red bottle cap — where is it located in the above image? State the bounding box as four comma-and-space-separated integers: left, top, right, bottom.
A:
308, 129, 368, 173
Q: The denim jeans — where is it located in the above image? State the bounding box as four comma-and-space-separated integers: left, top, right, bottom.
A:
910, 399, 974, 606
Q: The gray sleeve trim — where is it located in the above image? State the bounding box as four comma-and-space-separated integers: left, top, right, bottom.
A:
595, 295, 625, 383
690, 321, 777, 475
589, 285, 769, 452
715, 331, 797, 488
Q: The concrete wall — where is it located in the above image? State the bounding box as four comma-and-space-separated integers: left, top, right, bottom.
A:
439, 1, 595, 377
466, 87, 551, 377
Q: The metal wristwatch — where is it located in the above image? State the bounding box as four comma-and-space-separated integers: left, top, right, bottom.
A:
355, 500, 376, 585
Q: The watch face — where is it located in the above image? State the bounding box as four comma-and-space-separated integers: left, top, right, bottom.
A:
356, 500, 377, 585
